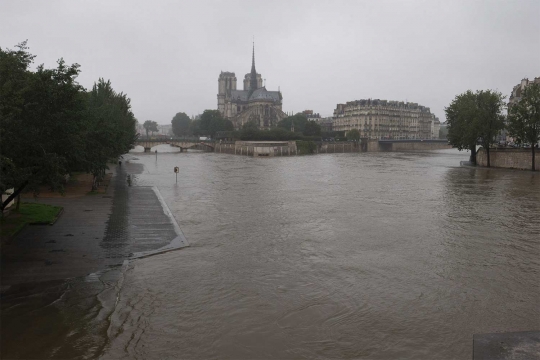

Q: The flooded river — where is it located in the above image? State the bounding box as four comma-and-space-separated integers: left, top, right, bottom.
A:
2, 148, 539, 359
102, 148, 539, 359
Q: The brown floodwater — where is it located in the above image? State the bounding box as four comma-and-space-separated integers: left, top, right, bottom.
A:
101, 148, 539, 359
1, 148, 538, 359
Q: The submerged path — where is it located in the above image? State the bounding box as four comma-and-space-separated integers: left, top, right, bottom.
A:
0, 158, 189, 359
1, 161, 187, 287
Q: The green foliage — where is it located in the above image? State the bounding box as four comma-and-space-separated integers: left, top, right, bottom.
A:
346, 129, 361, 141
321, 131, 345, 140
1, 42, 85, 206
239, 127, 302, 141
143, 120, 159, 137
278, 114, 308, 133
199, 110, 233, 137
439, 126, 448, 139
507, 83, 540, 170
0, 202, 63, 237
445, 90, 479, 151
304, 120, 321, 137
242, 120, 259, 130
445, 90, 506, 165
296, 140, 317, 155
476, 90, 506, 149
189, 119, 201, 136
81, 79, 138, 188
0, 41, 138, 209
171, 112, 191, 137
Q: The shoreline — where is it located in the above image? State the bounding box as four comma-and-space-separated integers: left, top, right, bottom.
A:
1, 156, 191, 359
1, 157, 189, 288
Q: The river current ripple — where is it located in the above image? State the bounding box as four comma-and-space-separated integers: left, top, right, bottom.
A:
102, 148, 539, 359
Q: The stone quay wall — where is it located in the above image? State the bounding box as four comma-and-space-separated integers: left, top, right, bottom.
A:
477, 148, 539, 171
390, 142, 452, 151
214, 140, 453, 157
319, 142, 359, 153
214, 142, 298, 157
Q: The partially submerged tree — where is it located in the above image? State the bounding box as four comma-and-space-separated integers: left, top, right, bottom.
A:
445, 90, 505, 166
508, 83, 540, 171
446, 91, 481, 164
476, 90, 506, 167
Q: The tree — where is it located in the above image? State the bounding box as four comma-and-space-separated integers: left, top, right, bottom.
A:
242, 120, 259, 130
143, 120, 158, 137
304, 120, 321, 137
439, 125, 448, 139
199, 110, 233, 137
189, 119, 201, 136
445, 90, 505, 166
0, 42, 138, 205
171, 112, 191, 137
82, 79, 137, 189
278, 114, 308, 133
508, 83, 540, 171
346, 128, 361, 142
476, 90, 506, 167
0, 42, 86, 210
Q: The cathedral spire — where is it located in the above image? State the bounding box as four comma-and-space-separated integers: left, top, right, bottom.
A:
249, 41, 258, 92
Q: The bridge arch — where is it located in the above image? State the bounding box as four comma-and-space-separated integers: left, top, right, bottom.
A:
134, 139, 215, 153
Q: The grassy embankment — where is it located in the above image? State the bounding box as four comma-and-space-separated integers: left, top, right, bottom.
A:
1, 203, 63, 238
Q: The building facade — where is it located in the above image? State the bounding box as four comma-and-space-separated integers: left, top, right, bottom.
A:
333, 99, 437, 139
503, 77, 540, 143
508, 77, 540, 109
217, 44, 286, 130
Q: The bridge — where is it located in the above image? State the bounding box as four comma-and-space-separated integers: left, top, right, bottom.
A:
134, 138, 215, 152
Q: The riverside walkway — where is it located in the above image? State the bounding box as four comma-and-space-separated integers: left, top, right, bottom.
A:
1, 160, 188, 288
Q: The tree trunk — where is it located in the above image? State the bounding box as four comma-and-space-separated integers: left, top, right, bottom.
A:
486, 147, 491, 167
92, 175, 98, 191
1, 181, 28, 212
532, 146, 536, 171
15, 194, 21, 212
470, 146, 477, 164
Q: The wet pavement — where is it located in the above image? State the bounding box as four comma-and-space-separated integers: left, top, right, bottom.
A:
1, 161, 187, 288
0, 159, 189, 359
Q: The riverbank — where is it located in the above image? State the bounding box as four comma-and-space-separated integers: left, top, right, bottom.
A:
477, 147, 538, 171
0, 156, 190, 359
1, 158, 188, 287
212, 139, 451, 157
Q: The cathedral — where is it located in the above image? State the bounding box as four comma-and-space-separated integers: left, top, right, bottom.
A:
217, 44, 286, 130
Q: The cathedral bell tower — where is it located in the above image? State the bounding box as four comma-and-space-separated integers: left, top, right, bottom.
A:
217, 71, 237, 117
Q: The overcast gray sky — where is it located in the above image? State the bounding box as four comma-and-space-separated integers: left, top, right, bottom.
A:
1, 0, 539, 124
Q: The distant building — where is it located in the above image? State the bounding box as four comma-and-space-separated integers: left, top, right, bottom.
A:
509, 77, 540, 109
505, 77, 540, 142
431, 117, 440, 139
316, 117, 333, 133
159, 124, 173, 136
217, 43, 286, 130
333, 99, 436, 139
302, 110, 321, 122
301, 110, 330, 131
